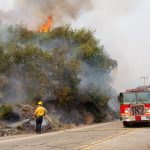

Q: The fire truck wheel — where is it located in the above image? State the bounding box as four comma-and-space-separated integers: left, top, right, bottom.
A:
123, 121, 130, 127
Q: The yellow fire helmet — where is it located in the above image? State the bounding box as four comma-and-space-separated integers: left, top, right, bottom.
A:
37, 101, 43, 105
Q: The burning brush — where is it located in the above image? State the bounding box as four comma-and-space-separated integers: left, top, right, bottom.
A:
39, 16, 53, 32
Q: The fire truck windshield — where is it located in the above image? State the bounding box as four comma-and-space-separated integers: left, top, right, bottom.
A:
123, 93, 136, 104
123, 92, 150, 104
137, 92, 150, 103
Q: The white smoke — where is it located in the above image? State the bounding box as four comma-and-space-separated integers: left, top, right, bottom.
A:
72, 0, 148, 92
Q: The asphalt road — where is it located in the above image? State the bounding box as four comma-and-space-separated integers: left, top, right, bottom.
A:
0, 121, 150, 150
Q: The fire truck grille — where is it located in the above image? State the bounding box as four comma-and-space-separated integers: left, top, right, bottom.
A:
131, 104, 145, 116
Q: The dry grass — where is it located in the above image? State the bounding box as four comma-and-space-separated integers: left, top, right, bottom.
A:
83, 112, 94, 125
60, 123, 76, 130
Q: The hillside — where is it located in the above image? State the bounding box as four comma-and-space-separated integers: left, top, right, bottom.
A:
0, 25, 118, 135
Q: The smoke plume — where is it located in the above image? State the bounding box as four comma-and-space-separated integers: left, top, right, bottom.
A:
73, 0, 142, 92
0, 0, 93, 30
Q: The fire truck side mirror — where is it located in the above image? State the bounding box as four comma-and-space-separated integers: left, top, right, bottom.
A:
118, 95, 121, 103
118, 93, 123, 104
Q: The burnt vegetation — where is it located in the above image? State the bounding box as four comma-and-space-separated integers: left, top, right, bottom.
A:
0, 25, 118, 126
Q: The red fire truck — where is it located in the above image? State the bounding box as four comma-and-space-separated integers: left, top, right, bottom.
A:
118, 86, 150, 127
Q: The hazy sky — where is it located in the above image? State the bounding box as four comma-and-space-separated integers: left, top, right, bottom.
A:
0, 0, 13, 11
0, 0, 150, 92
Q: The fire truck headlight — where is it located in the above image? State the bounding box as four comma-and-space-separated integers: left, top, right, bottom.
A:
145, 108, 150, 113
124, 108, 130, 113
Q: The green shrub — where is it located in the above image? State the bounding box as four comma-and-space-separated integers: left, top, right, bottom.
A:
0, 104, 12, 119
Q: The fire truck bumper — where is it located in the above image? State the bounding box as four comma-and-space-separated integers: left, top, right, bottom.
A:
121, 116, 136, 122
121, 116, 150, 122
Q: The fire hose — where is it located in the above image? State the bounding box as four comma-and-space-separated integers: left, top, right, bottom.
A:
25, 115, 59, 129
45, 115, 58, 128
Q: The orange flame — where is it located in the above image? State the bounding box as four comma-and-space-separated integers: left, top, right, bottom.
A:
39, 16, 53, 32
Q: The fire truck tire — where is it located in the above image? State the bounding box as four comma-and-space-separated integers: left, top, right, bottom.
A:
123, 121, 130, 127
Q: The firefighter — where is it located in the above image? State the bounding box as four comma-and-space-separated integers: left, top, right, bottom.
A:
33, 101, 47, 134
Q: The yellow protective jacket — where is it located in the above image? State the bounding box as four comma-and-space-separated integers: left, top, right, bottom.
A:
34, 106, 47, 117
